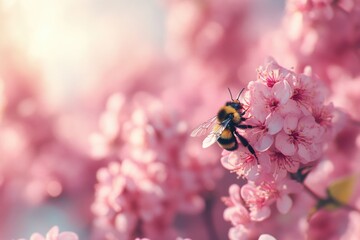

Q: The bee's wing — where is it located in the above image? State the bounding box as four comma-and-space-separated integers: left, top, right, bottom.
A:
202, 118, 232, 148
190, 116, 218, 137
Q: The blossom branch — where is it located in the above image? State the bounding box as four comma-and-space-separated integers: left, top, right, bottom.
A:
303, 184, 360, 215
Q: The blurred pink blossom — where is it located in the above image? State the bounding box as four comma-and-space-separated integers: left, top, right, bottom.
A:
284, 0, 360, 81
91, 92, 222, 239
165, 0, 256, 86
18, 226, 78, 240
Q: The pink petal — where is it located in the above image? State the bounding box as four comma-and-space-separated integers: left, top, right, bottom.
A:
46, 226, 59, 240
250, 206, 271, 221
264, 56, 277, 66
258, 153, 271, 173
223, 207, 235, 221
274, 167, 288, 180
273, 80, 291, 105
223, 206, 250, 225
266, 113, 283, 135
298, 143, 312, 163
280, 99, 300, 116
259, 234, 277, 240
276, 194, 292, 214
298, 115, 316, 130
30, 234, 45, 240
240, 184, 256, 200
251, 104, 268, 123
275, 132, 296, 156
229, 184, 241, 204
229, 225, 250, 240
221, 152, 240, 170
246, 165, 260, 181
223, 207, 238, 225
285, 159, 300, 173
283, 115, 298, 134
115, 212, 137, 233
254, 81, 272, 99
254, 134, 273, 152
58, 232, 79, 240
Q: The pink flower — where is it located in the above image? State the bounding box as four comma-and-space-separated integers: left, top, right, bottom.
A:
18, 226, 78, 240
262, 148, 301, 179
221, 151, 259, 181
251, 112, 284, 152
258, 234, 277, 240
247, 79, 293, 123
222, 184, 261, 240
240, 183, 271, 221
222, 184, 251, 226
287, 68, 326, 110
256, 58, 292, 88
241, 177, 302, 221
275, 115, 324, 163
312, 103, 334, 129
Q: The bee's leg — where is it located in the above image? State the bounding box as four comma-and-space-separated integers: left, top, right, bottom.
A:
237, 124, 254, 129
234, 131, 259, 164
240, 106, 250, 116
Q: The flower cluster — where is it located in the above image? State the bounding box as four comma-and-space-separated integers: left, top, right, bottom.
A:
221, 58, 337, 239
91, 92, 221, 239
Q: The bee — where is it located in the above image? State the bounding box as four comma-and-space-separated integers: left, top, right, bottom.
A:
191, 88, 258, 162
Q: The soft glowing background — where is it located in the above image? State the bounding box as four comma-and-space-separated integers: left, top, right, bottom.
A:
0, 1, 165, 238
0, 0, 166, 109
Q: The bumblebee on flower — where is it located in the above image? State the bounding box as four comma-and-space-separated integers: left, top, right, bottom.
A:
191, 88, 259, 162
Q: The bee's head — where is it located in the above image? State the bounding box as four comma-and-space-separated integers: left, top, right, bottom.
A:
226, 100, 242, 110
227, 88, 245, 110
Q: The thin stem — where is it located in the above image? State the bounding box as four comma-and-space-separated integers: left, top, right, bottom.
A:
341, 202, 360, 214
303, 184, 322, 201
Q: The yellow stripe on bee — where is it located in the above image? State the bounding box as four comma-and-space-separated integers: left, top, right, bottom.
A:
220, 142, 237, 150
221, 129, 233, 139
223, 106, 241, 124
223, 106, 237, 114
232, 112, 241, 124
